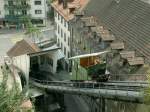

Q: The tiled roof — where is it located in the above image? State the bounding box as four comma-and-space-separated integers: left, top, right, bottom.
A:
111, 41, 125, 50
127, 57, 144, 65
120, 51, 135, 59
84, 0, 150, 63
51, 0, 89, 21
7, 39, 41, 57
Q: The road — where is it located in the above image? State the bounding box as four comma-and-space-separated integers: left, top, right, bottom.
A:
0, 33, 16, 56
64, 95, 89, 112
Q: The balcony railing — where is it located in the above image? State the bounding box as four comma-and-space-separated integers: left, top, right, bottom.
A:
4, 4, 30, 10
5, 14, 31, 22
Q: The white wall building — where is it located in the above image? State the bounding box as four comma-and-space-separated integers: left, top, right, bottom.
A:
51, 0, 88, 69
29, 0, 47, 26
55, 11, 71, 59
0, 0, 5, 28
0, 0, 47, 27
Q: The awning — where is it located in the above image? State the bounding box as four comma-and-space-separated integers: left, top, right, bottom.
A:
68, 51, 109, 60
28, 47, 60, 57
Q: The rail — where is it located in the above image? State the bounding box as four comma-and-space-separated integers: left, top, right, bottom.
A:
30, 78, 149, 103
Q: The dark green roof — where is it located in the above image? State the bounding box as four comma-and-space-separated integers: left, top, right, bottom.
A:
84, 0, 150, 62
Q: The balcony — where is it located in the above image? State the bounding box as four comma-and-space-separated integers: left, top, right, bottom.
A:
5, 14, 30, 22
5, 15, 19, 22
4, 4, 16, 9
4, 4, 30, 10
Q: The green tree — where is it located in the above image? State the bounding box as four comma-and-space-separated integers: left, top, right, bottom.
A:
0, 65, 34, 112
143, 67, 150, 112
25, 18, 41, 42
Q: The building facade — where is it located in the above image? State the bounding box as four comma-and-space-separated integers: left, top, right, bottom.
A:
0, 0, 47, 28
0, 0, 5, 28
54, 11, 71, 59
29, 0, 47, 26
51, 0, 89, 70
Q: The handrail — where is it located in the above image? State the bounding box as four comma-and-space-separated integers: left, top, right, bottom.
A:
30, 77, 148, 91
30, 77, 148, 103
30, 77, 148, 85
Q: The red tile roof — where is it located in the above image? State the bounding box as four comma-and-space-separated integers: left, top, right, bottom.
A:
7, 39, 41, 57
51, 0, 89, 21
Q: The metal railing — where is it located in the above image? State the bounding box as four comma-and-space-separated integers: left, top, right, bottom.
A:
30, 77, 148, 103
30, 77, 148, 91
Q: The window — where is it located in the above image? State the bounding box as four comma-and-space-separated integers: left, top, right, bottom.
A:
64, 33, 66, 42
57, 39, 60, 46
64, 47, 66, 56
61, 29, 63, 38
9, 10, 14, 15
64, 21, 67, 27
58, 14, 60, 20
21, 1, 27, 5
35, 10, 42, 14
68, 37, 70, 46
56, 23, 58, 31
61, 16, 63, 24
8, 1, 13, 6
55, 12, 57, 18
68, 52, 70, 58
22, 10, 27, 15
61, 43, 63, 49
35, 1, 41, 5
67, 23, 69, 30
58, 25, 60, 34
31, 19, 43, 24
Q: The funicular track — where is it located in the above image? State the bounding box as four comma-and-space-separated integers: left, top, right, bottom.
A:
30, 78, 148, 103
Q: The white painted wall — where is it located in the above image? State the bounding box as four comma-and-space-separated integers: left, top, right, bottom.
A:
0, 0, 47, 26
0, 0, 5, 19
12, 54, 30, 86
29, 0, 47, 19
55, 11, 71, 59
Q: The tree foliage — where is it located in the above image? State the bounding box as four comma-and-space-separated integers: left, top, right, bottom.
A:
145, 69, 150, 104
24, 17, 41, 42
0, 65, 34, 112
